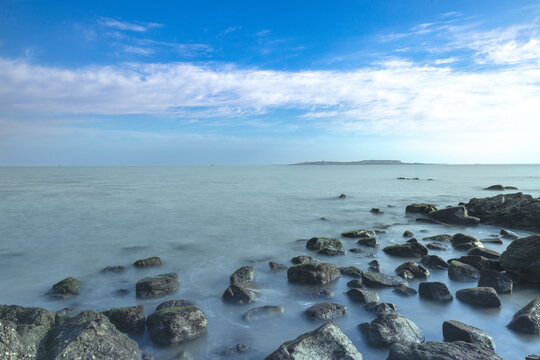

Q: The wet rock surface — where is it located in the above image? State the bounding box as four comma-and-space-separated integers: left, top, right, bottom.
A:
287, 262, 340, 285
364, 302, 398, 315
136, 273, 179, 298
395, 262, 430, 279
290, 255, 316, 264
133, 256, 162, 267
507, 298, 540, 334
418, 282, 453, 302
339, 266, 363, 277
406, 203, 437, 214
242, 305, 284, 322
341, 229, 376, 239
102, 305, 145, 334
304, 302, 347, 321
383, 242, 428, 258
442, 320, 495, 350
451, 233, 483, 250
347, 288, 380, 304
222, 282, 258, 304
359, 314, 424, 348
456, 287, 501, 308
362, 272, 406, 288
146, 305, 208, 346
421, 255, 449, 269
230, 266, 256, 283
477, 269, 513, 294
47, 277, 81, 299
393, 285, 417, 296
448, 261, 480, 282
306, 237, 343, 251
387, 341, 504, 360
500, 235, 540, 283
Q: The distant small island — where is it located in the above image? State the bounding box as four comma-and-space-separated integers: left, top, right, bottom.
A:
291, 160, 427, 165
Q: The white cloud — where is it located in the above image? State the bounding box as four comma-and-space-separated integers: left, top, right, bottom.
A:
98, 17, 162, 32
123, 46, 154, 55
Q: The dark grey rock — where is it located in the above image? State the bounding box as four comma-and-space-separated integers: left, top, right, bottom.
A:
416, 218, 443, 224
357, 237, 378, 247
395, 262, 430, 279
393, 285, 417, 296
526, 355, 540, 360
242, 305, 284, 322
340, 266, 363, 278
426, 242, 449, 250
371, 208, 384, 214
362, 272, 406, 288
347, 279, 363, 288
507, 298, 540, 334
146, 305, 208, 346
156, 300, 196, 311
403, 230, 414, 238
442, 320, 495, 350
341, 229, 376, 239
418, 282, 453, 302
421, 255, 449, 270
451, 233, 483, 250
483, 185, 506, 190
338, 193, 347, 199
264, 321, 363, 359
48, 277, 82, 299
456, 287, 501, 308
317, 247, 345, 256
481, 237, 503, 244
383, 242, 428, 258
102, 305, 145, 334
305, 303, 347, 321
136, 273, 179, 299
423, 234, 452, 242
500, 235, 540, 283
306, 237, 343, 251
500, 229, 519, 239
103, 265, 126, 273
269, 261, 288, 271
452, 255, 496, 271
347, 288, 380, 304
133, 256, 162, 267
368, 260, 382, 272
359, 314, 424, 348
448, 261, 480, 282
230, 266, 256, 283
291, 255, 316, 264
287, 262, 340, 285
364, 302, 398, 315
387, 341, 504, 360
222, 282, 258, 304
406, 203, 437, 214
428, 206, 480, 226
468, 248, 501, 259
349, 248, 365, 253
478, 270, 513, 294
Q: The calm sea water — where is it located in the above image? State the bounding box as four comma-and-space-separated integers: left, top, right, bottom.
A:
0, 165, 539, 359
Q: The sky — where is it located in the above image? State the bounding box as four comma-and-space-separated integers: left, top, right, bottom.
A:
1, 0, 540, 165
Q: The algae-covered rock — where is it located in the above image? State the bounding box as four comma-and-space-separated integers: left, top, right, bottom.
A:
102, 305, 145, 334
136, 273, 179, 298
133, 256, 162, 267
48, 277, 81, 299
146, 306, 208, 346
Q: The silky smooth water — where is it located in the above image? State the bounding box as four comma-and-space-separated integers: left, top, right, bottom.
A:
0, 165, 539, 359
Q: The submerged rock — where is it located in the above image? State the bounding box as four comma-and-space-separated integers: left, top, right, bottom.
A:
317, 247, 345, 256
347, 279, 363, 288
296, 287, 335, 299
357, 237, 378, 247
269, 261, 288, 271
451, 255, 497, 271
426, 242, 449, 250
362, 272, 406, 288
102, 305, 145, 334
291, 255, 316, 264
421, 255, 449, 270
364, 302, 398, 315
455, 287, 501, 308
340, 266, 363, 278
48, 277, 82, 299
136, 273, 179, 299
395, 262, 430, 279
264, 321, 363, 360
383, 242, 428, 258
478, 269, 513, 294
103, 265, 126, 273
403, 230, 414, 238
442, 320, 495, 350
500, 235, 540, 283
222, 282, 258, 304
423, 234, 452, 242
406, 203, 437, 214
287, 262, 340, 285
393, 285, 417, 297
359, 314, 424, 348
448, 261, 480, 282
428, 206, 480, 226
387, 341, 503, 360
146, 305, 208, 346
507, 298, 540, 334
242, 305, 284, 322
347, 288, 380, 304
306, 237, 343, 251
418, 282, 453, 302
305, 303, 347, 321
230, 266, 256, 284
371, 208, 384, 214
133, 256, 162, 267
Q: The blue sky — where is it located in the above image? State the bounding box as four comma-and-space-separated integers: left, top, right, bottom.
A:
1, 0, 540, 165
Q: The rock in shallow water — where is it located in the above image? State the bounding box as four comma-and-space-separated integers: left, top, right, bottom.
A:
387, 341, 503, 360
395, 262, 430, 279
341, 229, 376, 239
102, 305, 145, 334
406, 203, 437, 214
448, 261, 480, 282
442, 320, 495, 350
507, 298, 540, 334
455, 287, 501, 308
340, 266, 363, 278
500, 235, 540, 283
230, 265, 256, 283
418, 282, 453, 302
451, 233, 483, 250
347, 288, 380, 304
287, 262, 340, 285
362, 272, 406, 288
421, 255, 449, 270
393, 285, 417, 296
305, 302, 347, 321
478, 269, 513, 294
136, 273, 179, 299
133, 256, 162, 267
222, 282, 258, 304
291, 255, 316, 264
306, 237, 343, 251
243, 305, 284, 322
383, 242, 428, 258
48, 276, 81, 299
428, 206, 480, 226
359, 314, 424, 348
146, 305, 208, 346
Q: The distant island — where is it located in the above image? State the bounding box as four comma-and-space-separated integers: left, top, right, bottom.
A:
291, 160, 428, 165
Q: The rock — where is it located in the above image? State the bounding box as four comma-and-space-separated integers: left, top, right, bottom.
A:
507, 298, 540, 334
357, 237, 378, 247
451, 233, 483, 250
222, 344, 251, 356
362, 272, 406, 288
452, 255, 496, 271
387, 341, 504, 360
500, 235, 540, 283
393, 285, 417, 296
371, 208, 384, 214
466, 193, 540, 231
359, 314, 424, 348
500, 229, 519, 239
483, 185, 506, 190
455, 287, 501, 308
230, 266, 256, 283
406, 238, 419, 243
421, 255, 449, 270
418, 282, 453, 302
346, 288, 380, 304
416, 218, 443, 224
423, 234, 452, 242
341, 229, 376, 239
306, 237, 343, 251
526, 355, 540, 360
349, 248, 365, 253
264, 321, 363, 360
442, 320, 495, 350
364, 302, 398, 315
56, 307, 81, 317
222, 282, 258, 304
287, 263, 340, 285
448, 261, 480, 282
48, 277, 82, 299
156, 299, 196, 311
318, 247, 345, 256
477, 270, 513, 294
133, 256, 162, 267
481, 237, 503, 244
468, 248, 501, 259
114, 289, 130, 296
291, 255, 316, 264
340, 266, 363, 278
383, 242, 428, 258
146, 305, 208, 346
347, 279, 363, 288
269, 261, 288, 271
403, 230, 414, 238
406, 203, 437, 214
136, 273, 179, 298
103, 265, 126, 273
426, 242, 448, 250
102, 305, 145, 334
305, 303, 347, 321
297, 287, 335, 299
242, 305, 284, 322
338, 193, 347, 199
428, 206, 480, 226
368, 260, 382, 272
395, 262, 430, 279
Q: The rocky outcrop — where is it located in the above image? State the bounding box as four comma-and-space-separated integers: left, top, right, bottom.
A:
265, 321, 363, 359
383, 243, 428, 258
242, 306, 284, 322
359, 314, 424, 348
442, 320, 495, 350
102, 305, 145, 334
230, 266, 256, 283
456, 287, 501, 308
465, 192, 540, 231
362, 272, 406, 288
133, 256, 162, 267
287, 263, 340, 285
507, 298, 540, 334
387, 341, 503, 360
146, 305, 208, 346
395, 262, 430, 279
305, 303, 347, 321
47, 277, 81, 299
448, 261, 480, 282
500, 235, 540, 283
222, 282, 258, 304
347, 288, 380, 304
136, 273, 179, 298
418, 282, 453, 302
478, 270, 513, 294
406, 203, 437, 214
306, 237, 343, 251
428, 206, 480, 226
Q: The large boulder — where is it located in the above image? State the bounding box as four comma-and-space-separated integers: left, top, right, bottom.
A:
500, 235, 540, 283
418, 282, 453, 302
362, 272, 406, 288
442, 320, 495, 350
428, 206, 480, 226
306, 237, 343, 250
387, 341, 503, 360
477, 269, 513, 294
287, 263, 340, 285
359, 314, 424, 348
146, 305, 208, 346
455, 287, 501, 308
222, 282, 258, 304
507, 298, 540, 334
47, 277, 81, 299
305, 303, 347, 321
265, 321, 363, 359
465, 192, 540, 231
242, 306, 285, 322
230, 266, 256, 283
102, 305, 145, 334
406, 203, 437, 214
136, 273, 179, 298
383, 243, 428, 258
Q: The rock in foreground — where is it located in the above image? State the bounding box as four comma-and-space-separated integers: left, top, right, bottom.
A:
455, 287, 501, 308
48, 276, 81, 299
387, 341, 503, 360
136, 273, 179, 298
230, 266, 256, 283
265, 321, 363, 359
507, 298, 540, 334
500, 235, 540, 283
442, 320, 495, 350
222, 282, 258, 304
146, 305, 208, 346
102, 305, 145, 334
287, 263, 340, 285
359, 314, 424, 348
305, 303, 347, 321
418, 282, 453, 302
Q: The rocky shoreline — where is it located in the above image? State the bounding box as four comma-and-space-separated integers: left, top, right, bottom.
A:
1, 191, 539, 359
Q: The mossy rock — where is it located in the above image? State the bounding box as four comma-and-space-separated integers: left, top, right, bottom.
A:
48, 277, 81, 299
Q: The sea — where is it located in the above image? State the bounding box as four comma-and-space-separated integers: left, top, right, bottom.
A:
0, 165, 539, 359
